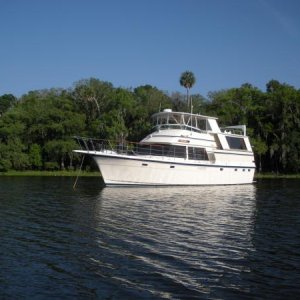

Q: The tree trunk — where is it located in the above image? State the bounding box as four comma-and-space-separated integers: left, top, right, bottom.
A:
61, 157, 65, 170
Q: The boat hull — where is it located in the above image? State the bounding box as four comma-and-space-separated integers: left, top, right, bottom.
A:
91, 154, 255, 186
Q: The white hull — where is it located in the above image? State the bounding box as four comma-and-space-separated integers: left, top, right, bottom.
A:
91, 153, 255, 186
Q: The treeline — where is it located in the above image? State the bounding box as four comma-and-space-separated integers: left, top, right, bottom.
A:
0, 78, 299, 173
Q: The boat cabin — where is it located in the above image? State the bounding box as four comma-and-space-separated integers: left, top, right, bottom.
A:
148, 109, 252, 153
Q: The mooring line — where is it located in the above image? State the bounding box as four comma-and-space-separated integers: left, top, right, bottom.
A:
73, 155, 85, 190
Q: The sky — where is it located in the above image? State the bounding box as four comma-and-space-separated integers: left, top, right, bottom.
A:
1, 0, 300, 98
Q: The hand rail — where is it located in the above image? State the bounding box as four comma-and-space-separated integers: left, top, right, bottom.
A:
73, 136, 187, 160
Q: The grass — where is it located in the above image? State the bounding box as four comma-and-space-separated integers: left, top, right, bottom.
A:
0, 170, 101, 177
255, 173, 300, 179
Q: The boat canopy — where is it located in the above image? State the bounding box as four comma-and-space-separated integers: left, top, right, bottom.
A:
151, 109, 219, 133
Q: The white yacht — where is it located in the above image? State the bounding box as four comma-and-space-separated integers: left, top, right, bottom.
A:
74, 109, 256, 186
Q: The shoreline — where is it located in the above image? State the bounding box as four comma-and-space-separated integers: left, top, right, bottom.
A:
0, 170, 101, 177
0, 170, 299, 179
255, 173, 300, 179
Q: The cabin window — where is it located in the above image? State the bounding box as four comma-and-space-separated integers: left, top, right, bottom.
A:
164, 145, 186, 158
226, 136, 247, 150
136, 144, 186, 158
188, 147, 208, 160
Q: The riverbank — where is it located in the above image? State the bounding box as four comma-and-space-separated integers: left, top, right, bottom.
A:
0, 170, 101, 177
0, 170, 299, 179
255, 173, 300, 179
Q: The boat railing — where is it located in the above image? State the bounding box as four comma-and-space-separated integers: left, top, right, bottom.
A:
74, 136, 109, 152
154, 124, 208, 134
220, 125, 246, 136
74, 136, 186, 159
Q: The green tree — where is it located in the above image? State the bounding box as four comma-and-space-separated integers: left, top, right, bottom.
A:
0, 143, 12, 171
99, 88, 136, 141
134, 85, 171, 114
0, 94, 17, 116
28, 144, 43, 169
251, 137, 268, 172
44, 139, 78, 170
133, 85, 172, 140
207, 89, 240, 125
179, 71, 196, 109
99, 110, 128, 142
263, 80, 300, 172
170, 92, 188, 112
1, 138, 29, 170
0, 105, 29, 171
72, 78, 113, 125
0, 89, 86, 170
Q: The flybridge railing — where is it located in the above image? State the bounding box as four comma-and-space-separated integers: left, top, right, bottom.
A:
154, 124, 208, 134
74, 136, 187, 159
220, 125, 246, 136
74, 136, 118, 153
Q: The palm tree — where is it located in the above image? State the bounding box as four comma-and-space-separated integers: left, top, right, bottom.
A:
179, 71, 196, 109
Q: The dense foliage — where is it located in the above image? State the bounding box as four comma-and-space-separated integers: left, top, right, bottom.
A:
0, 78, 299, 173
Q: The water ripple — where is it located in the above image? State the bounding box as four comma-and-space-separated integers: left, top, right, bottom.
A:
1, 178, 300, 299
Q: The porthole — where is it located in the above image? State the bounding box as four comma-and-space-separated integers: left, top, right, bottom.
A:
220, 168, 223, 171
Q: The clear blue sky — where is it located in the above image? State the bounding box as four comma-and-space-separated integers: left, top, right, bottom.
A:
1, 0, 300, 98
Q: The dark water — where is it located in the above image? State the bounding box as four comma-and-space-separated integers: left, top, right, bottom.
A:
0, 177, 299, 299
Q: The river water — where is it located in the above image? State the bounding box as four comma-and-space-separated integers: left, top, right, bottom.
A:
0, 177, 299, 299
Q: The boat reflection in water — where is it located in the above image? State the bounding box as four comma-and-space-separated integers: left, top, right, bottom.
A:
88, 184, 257, 298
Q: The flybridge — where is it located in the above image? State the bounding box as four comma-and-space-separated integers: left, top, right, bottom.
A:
151, 109, 221, 133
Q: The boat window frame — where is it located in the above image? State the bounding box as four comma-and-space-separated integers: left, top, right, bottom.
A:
188, 147, 209, 160
225, 136, 247, 150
